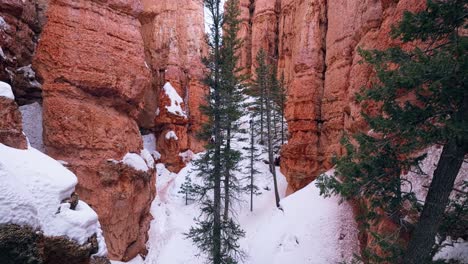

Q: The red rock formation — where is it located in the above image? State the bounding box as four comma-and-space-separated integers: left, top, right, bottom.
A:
140, 0, 207, 157
33, 0, 155, 260
0, 96, 27, 149
154, 82, 190, 172
0, 0, 43, 105
236, 0, 425, 191
277, 0, 328, 191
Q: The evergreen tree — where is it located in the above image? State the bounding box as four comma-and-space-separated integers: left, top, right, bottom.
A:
247, 119, 261, 212
179, 176, 196, 205
276, 73, 287, 146
253, 49, 281, 208
219, 0, 247, 222
317, 0, 467, 262
186, 0, 245, 263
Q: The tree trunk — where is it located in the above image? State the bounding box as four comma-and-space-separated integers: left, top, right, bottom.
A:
223, 126, 231, 221
403, 140, 465, 263
250, 119, 254, 212
212, 2, 222, 263
266, 83, 280, 208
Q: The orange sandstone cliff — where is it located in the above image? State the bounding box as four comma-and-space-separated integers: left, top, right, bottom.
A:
236, 0, 426, 191
5, 0, 208, 261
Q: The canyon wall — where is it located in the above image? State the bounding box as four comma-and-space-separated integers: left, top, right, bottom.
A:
237, 0, 425, 191
140, 0, 207, 171
33, 0, 155, 260
1, 0, 207, 261
0, 0, 44, 105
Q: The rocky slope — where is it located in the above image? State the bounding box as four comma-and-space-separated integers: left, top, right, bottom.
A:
236, 0, 426, 191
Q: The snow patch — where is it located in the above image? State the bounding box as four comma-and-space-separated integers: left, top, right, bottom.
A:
141, 149, 155, 170
0, 16, 8, 30
152, 151, 162, 161
19, 102, 44, 152
142, 133, 156, 153
165, 130, 178, 141
179, 150, 194, 163
0, 47, 6, 60
163, 82, 187, 118
0, 144, 107, 256
434, 237, 468, 263
123, 153, 149, 172
111, 255, 144, 264
0, 81, 14, 99
402, 146, 468, 203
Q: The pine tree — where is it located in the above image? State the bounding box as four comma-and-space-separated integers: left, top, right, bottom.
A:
276, 73, 287, 146
253, 49, 281, 208
247, 119, 261, 212
186, 0, 224, 263
317, 0, 467, 262
179, 176, 195, 205
219, 0, 247, 222
186, 0, 245, 263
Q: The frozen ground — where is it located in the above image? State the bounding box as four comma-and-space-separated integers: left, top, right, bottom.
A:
113, 114, 360, 264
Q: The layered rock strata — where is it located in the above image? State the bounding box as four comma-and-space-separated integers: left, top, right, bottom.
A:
0, 95, 27, 149
236, 0, 426, 191
33, 0, 155, 260
140, 0, 207, 158
0, 0, 44, 105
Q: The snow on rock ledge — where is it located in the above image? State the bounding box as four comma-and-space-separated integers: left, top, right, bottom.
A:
0, 81, 14, 100
163, 82, 187, 118
0, 144, 107, 257
123, 153, 150, 172
165, 130, 179, 140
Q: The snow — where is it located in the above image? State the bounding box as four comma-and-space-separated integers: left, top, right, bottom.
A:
19, 102, 44, 152
113, 113, 359, 264
165, 130, 179, 140
0, 144, 107, 256
0, 16, 8, 30
402, 146, 468, 203
163, 82, 187, 118
153, 151, 162, 161
400, 146, 468, 263
0, 47, 5, 60
141, 149, 155, 170
434, 237, 468, 263
143, 133, 156, 152
179, 150, 194, 163
0, 81, 14, 99
122, 153, 149, 172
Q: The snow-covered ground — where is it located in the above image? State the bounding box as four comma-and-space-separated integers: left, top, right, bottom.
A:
0, 143, 107, 256
113, 114, 360, 264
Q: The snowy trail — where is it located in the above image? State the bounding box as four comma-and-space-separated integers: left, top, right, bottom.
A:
112, 113, 360, 264
112, 164, 360, 264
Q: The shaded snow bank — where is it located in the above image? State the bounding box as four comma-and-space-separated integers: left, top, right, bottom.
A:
0, 144, 107, 256
19, 102, 44, 152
